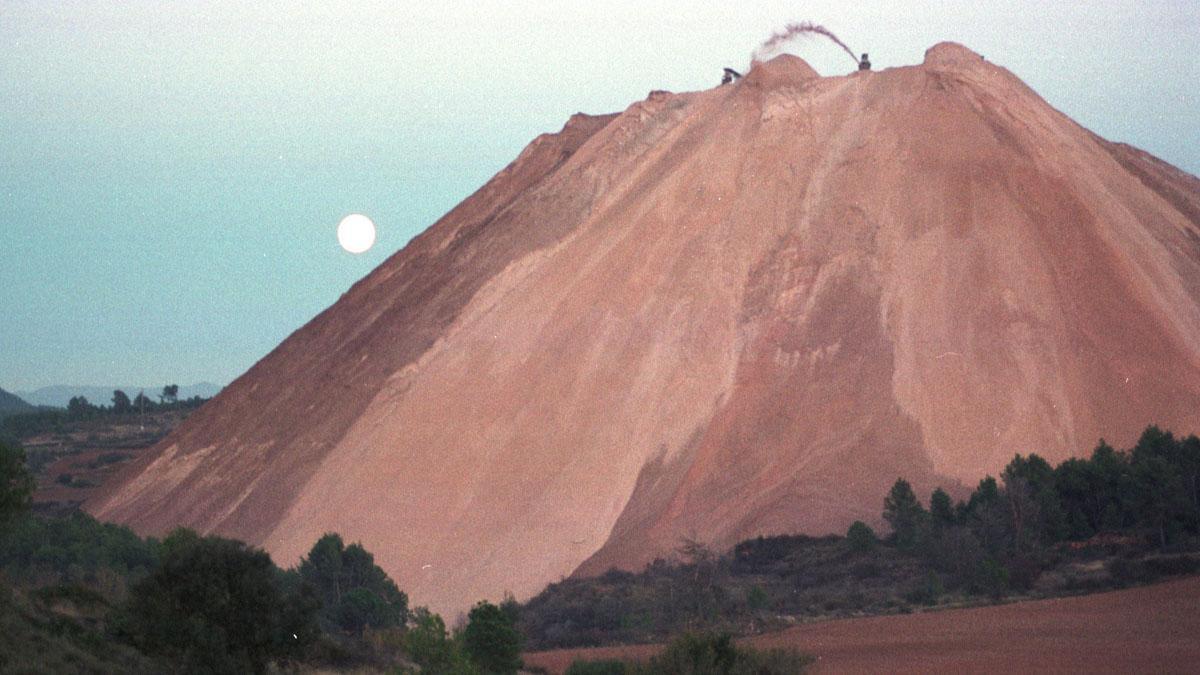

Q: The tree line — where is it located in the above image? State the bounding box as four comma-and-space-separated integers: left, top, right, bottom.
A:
72, 384, 201, 415
0, 437, 523, 674
2, 384, 209, 438
521, 425, 1200, 649
4, 425, 1199, 669
876, 425, 1200, 592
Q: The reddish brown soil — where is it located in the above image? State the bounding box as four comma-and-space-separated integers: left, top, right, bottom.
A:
89, 43, 1200, 616
525, 576, 1200, 674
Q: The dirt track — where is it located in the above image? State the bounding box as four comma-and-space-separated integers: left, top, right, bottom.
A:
524, 576, 1200, 673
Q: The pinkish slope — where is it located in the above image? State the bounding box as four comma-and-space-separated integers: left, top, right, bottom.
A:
87, 110, 619, 545
90, 45, 1200, 616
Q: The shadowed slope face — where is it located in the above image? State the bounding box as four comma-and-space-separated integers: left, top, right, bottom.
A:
90, 44, 1200, 615
0, 388, 34, 416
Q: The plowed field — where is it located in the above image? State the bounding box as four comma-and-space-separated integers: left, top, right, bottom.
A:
525, 576, 1200, 673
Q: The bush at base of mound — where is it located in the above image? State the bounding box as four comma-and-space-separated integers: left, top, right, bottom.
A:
565, 632, 814, 675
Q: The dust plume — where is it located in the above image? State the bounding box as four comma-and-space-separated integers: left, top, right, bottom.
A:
753, 21, 858, 65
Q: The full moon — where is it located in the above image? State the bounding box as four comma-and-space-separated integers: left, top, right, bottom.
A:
337, 214, 376, 254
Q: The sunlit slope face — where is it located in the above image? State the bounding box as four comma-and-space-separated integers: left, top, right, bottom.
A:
89, 43, 1200, 617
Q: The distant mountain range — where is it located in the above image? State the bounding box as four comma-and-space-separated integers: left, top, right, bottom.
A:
0, 388, 36, 418
13, 383, 223, 408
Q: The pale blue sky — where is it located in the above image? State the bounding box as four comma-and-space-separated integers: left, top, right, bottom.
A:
2, 1, 1197, 391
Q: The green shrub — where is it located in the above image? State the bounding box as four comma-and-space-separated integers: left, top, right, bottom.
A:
903, 573, 943, 606
120, 529, 316, 674
404, 606, 479, 674
1108, 557, 1152, 586
88, 452, 131, 468
846, 521, 877, 553
298, 533, 408, 635
0, 510, 159, 587
566, 658, 628, 675
0, 585, 159, 673
1143, 555, 1200, 577
745, 585, 769, 611
883, 479, 928, 551
464, 600, 523, 674
0, 439, 34, 525
54, 474, 95, 489
977, 558, 1011, 598
626, 632, 814, 674
656, 632, 737, 672
850, 561, 882, 579
31, 583, 109, 608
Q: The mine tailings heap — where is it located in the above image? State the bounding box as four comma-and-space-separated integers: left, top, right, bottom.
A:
89, 43, 1200, 616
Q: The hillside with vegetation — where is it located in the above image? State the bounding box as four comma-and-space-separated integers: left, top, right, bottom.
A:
3, 423, 1199, 673
0, 392, 813, 673
14, 383, 222, 408
0, 388, 34, 419
0, 385, 211, 516
520, 426, 1200, 650
0, 437, 526, 673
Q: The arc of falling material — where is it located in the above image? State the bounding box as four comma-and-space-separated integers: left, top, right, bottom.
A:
753, 21, 859, 66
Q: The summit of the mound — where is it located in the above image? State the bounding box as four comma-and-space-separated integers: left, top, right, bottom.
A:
923, 41, 987, 68
745, 53, 820, 88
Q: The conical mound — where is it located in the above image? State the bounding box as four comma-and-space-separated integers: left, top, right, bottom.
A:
89, 46, 1200, 615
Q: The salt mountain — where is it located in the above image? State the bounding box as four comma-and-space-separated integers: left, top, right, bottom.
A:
89, 44, 1200, 615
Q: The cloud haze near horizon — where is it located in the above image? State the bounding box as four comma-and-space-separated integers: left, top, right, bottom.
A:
1, 0, 1197, 390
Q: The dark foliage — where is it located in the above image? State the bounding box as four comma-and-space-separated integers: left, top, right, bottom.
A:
521, 534, 923, 649
883, 479, 928, 551
846, 521, 877, 553
464, 600, 524, 674
2, 388, 210, 439
0, 510, 158, 591
111, 390, 132, 414
0, 435, 411, 673
524, 426, 1200, 649
405, 605, 480, 674
566, 632, 814, 674
901, 426, 1200, 594
929, 488, 956, 527
0, 438, 34, 525
298, 532, 408, 635
566, 658, 628, 675
88, 451, 132, 468
119, 529, 318, 674
732, 534, 833, 572
0, 583, 160, 673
